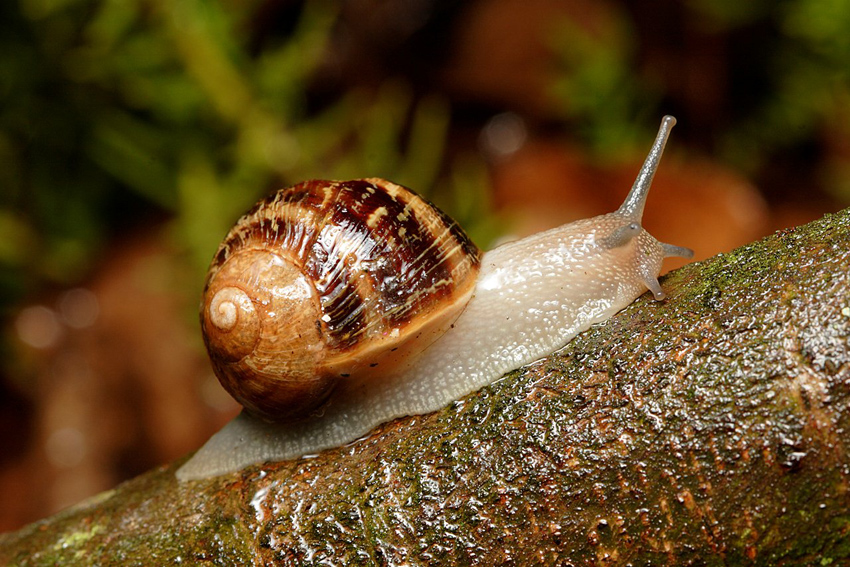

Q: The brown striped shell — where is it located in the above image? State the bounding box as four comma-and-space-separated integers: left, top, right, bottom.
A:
201, 178, 482, 421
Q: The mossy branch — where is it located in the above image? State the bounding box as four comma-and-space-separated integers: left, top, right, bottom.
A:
3, 210, 850, 565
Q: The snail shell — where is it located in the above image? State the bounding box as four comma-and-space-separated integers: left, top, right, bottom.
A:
201, 179, 481, 421
177, 116, 693, 481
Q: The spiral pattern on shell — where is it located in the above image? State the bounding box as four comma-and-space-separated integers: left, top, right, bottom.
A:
201, 178, 482, 421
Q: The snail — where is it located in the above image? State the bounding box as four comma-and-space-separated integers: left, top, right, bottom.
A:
176, 115, 693, 481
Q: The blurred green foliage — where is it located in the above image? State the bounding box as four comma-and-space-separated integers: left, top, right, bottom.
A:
0, 0, 493, 320
550, 0, 850, 199
697, 0, 850, 175
4, 0, 850, 326
549, 10, 661, 160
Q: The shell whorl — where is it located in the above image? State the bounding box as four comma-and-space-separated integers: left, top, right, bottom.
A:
201, 178, 482, 421
207, 287, 258, 361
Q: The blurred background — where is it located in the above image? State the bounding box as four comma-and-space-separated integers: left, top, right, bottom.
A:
2, 0, 849, 531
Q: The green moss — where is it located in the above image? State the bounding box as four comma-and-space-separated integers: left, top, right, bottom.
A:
50, 524, 105, 561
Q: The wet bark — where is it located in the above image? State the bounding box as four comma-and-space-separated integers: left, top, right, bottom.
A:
2, 209, 850, 566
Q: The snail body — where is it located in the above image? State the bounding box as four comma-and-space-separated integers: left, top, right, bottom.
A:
177, 116, 692, 481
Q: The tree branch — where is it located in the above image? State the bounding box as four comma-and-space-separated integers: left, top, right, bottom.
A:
2, 209, 850, 565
